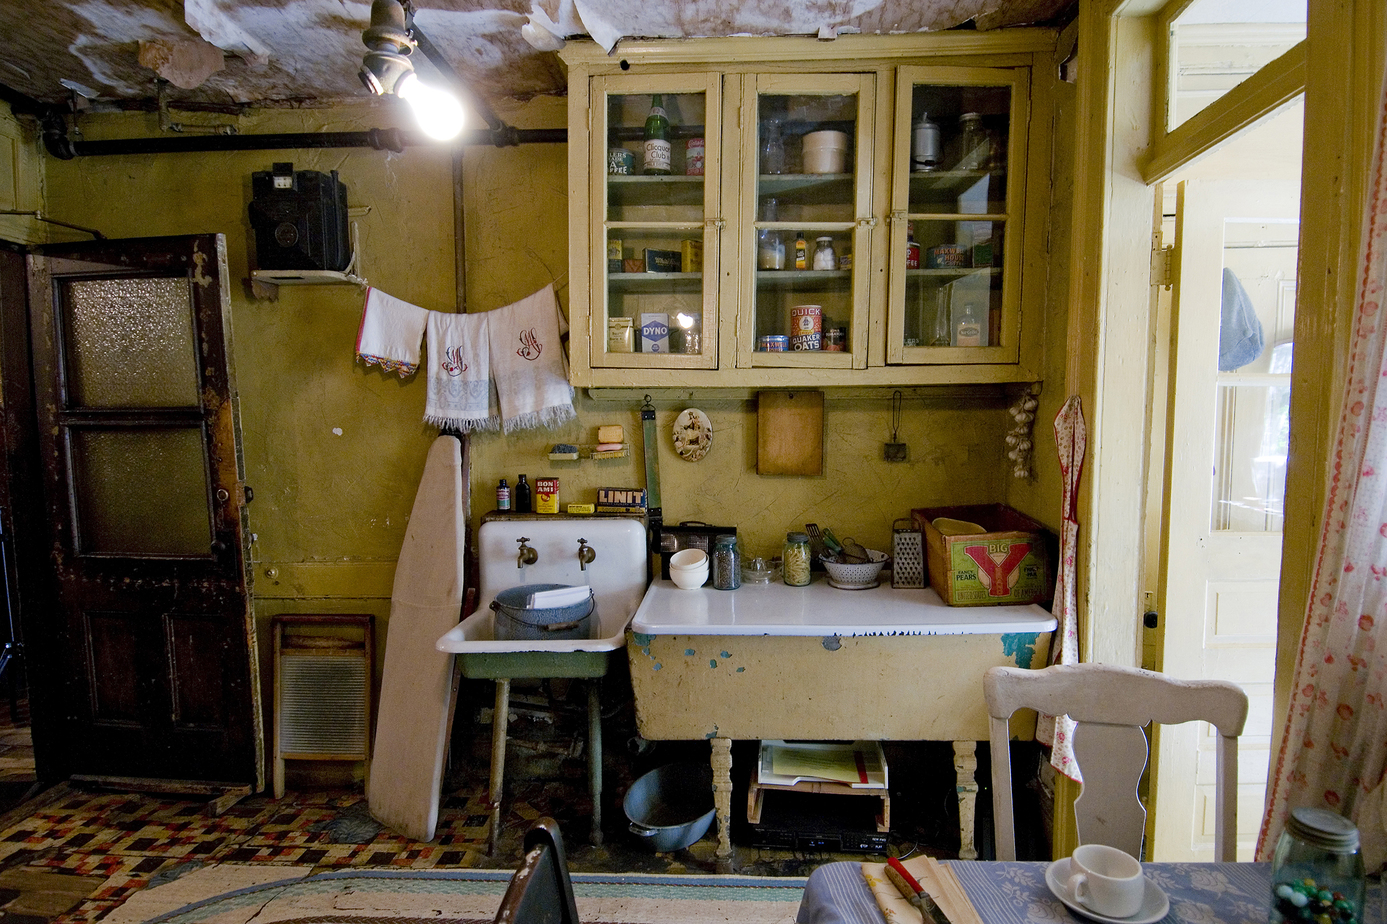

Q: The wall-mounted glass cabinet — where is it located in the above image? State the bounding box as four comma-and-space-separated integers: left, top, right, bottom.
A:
561, 35, 1054, 388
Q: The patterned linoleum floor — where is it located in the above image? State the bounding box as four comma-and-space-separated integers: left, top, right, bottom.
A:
0, 697, 952, 924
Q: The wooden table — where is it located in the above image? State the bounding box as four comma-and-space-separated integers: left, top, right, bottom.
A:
627, 579, 1056, 866
797, 860, 1385, 924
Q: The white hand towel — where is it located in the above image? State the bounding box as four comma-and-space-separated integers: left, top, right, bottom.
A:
424, 310, 499, 432
487, 284, 575, 433
356, 287, 428, 377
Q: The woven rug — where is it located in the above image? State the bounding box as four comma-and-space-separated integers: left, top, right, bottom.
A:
101, 864, 809, 924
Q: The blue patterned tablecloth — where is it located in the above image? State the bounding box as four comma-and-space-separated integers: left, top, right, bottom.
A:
797, 860, 1385, 924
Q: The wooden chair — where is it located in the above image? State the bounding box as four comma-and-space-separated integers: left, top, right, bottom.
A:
984, 663, 1248, 861
493, 817, 580, 924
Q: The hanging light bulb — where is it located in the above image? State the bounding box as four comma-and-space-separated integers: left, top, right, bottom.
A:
395, 72, 465, 140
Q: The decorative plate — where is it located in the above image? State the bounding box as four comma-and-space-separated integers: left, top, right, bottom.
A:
672, 408, 713, 462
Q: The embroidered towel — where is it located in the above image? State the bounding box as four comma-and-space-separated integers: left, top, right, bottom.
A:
424, 310, 498, 432
487, 284, 575, 433
356, 287, 428, 376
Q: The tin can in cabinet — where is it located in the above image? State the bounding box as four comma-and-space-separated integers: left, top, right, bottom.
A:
824, 328, 847, 351
608, 148, 635, 174
759, 334, 789, 352
790, 304, 822, 351
685, 138, 705, 175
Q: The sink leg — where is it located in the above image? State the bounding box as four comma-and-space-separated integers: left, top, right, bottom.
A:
489, 678, 511, 857
711, 736, 733, 870
954, 739, 979, 860
588, 680, 603, 846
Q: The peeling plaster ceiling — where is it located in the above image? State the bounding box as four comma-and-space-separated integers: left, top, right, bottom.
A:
0, 0, 1074, 111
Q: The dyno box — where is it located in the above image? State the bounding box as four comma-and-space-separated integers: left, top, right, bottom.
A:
912, 504, 1055, 607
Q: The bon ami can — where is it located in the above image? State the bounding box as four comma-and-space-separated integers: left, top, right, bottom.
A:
608, 148, 635, 175
759, 334, 789, 352
535, 477, 559, 514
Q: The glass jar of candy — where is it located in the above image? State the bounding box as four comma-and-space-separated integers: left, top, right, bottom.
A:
1269, 808, 1365, 924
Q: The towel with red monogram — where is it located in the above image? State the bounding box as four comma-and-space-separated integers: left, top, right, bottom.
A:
486, 284, 575, 433
423, 309, 498, 431
356, 287, 428, 377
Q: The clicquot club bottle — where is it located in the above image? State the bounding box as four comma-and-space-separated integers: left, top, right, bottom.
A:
642, 95, 672, 175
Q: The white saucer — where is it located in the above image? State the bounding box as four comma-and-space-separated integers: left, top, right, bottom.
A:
1045, 857, 1170, 924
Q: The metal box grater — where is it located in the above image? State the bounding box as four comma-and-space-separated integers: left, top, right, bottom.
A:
273, 614, 373, 798
891, 518, 925, 588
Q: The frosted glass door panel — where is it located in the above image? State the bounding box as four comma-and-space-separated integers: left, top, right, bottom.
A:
63, 276, 200, 408
70, 427, 212, 556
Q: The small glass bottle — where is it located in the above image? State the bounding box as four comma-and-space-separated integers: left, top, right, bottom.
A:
515, 474, 532, 514
930, 289, 952, 346
1269, 808, 1365, 924
813, 237, 836, 271
496, 478, 511, 511
958, 112, 988, 169
713, 535, 741, 590
794, 231, 808, 270
761, 119, 786, 175
758, 197, 785, 270
783, 532, 812, 586
955, 301, 983, 347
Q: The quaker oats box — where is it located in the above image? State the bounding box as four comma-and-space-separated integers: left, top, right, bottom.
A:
912, 504, 1055, 607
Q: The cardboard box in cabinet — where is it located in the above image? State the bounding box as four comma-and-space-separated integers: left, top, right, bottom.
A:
912, 504, 1054, 606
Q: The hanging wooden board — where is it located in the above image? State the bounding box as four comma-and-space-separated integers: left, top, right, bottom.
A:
757, 390, 824, 475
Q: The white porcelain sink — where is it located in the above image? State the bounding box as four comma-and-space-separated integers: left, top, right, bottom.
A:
436, 515, 648, 675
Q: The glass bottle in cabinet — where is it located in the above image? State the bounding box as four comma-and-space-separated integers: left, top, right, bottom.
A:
747, 75, 873, 367
598, 79, 718, 369
890, 67, 1028, 364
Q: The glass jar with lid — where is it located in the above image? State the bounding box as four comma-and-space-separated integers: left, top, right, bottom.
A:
1269, 808, 1366, 924
812, 237, 837, 271
783, 532, 812, 586
713, 535, 741, 590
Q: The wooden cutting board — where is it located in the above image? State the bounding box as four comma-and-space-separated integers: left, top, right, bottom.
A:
757, 390, 824, 475
367, 435, 467, 842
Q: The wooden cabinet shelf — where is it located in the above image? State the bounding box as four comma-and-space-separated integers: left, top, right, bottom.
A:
561, 35, 1055, 388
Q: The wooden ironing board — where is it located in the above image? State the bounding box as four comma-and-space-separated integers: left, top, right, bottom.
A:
366, 434, 467, 841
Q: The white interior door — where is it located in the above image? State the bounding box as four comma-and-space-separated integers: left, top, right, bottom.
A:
1153, 177, 1300, 860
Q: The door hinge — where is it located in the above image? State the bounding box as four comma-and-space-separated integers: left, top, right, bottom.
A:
1151, 243, 1174, 290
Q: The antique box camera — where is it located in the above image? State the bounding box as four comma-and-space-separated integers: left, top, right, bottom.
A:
248, 163, 350, 272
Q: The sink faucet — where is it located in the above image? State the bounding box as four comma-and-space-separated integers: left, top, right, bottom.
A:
516, 537, 538, 568
577, 538, 596, 571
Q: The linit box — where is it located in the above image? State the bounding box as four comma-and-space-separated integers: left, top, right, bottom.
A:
596, 488, 647, 514
639, 313, 669, 353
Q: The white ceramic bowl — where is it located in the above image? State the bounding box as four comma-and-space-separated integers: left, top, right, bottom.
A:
803, 130, 848, 173
671, 565, 709, 590
669, 548, 709, 570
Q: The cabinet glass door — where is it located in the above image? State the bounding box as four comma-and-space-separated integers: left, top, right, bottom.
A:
740, 74, 874, 369
887, 66, 1029, 364
592, 74, 721, 369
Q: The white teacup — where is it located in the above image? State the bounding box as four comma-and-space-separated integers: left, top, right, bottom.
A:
1066, 844, 1144, 918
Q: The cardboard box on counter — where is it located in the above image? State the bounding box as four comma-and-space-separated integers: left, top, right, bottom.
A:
912, 504, 1054, 606
596, 487, 646, 514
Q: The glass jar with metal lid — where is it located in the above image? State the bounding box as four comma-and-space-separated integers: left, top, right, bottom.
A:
1269, 807, 1365, 924
782, 532, 812, 586
712, 534, 741, 590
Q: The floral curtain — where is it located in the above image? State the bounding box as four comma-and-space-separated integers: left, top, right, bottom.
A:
1035, 395, 1084, 782
1256, 62, 1387, 872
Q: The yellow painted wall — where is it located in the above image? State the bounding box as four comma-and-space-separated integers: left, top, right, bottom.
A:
33, 86, 1058, 784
